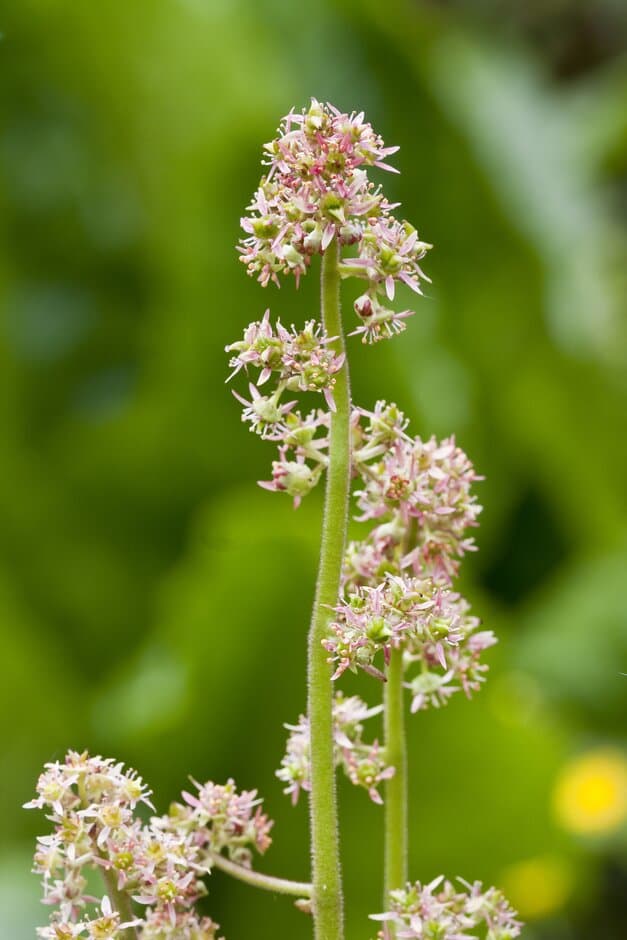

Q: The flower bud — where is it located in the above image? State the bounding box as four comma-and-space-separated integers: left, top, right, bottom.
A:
354, 293, 374, 318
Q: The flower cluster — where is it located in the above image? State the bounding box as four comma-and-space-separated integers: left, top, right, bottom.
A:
324, 573, 495, 709
226, 310, 344, 413
277, 693, 394, 805
239, 99, 431, 342
177, 778, 273, 868
25, 752, 273, 939
226, 312, 340, 506
371, 877, 522, 940
346, 402, 483, 587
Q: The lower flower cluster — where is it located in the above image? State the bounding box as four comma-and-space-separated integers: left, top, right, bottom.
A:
371, 877, 522, 940
25, 752, 272, 939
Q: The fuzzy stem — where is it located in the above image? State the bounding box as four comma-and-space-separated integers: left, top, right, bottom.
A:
384, 646, 408, 908
101, 865, 138, 939
211, 854, 313, 897
307, 236, 349, 940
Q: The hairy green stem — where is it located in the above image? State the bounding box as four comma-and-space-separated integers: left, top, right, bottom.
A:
384, 647, 408, 907
210, 854, 313, 897
101, 864, 138, 939
307, 237, 350, 940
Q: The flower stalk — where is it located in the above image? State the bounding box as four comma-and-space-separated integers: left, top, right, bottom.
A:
307, 237, 350, 940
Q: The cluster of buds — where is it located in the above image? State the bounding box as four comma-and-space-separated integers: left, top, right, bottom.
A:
277, 693, 394, 805
25, 751, 273, 939
239, 99, 431, 342
346, 402, 483, 588
370, 877, 522, 940
324, 573, 495, 710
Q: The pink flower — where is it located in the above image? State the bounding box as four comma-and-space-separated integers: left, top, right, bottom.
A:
343, 217, 431, 297
232, 383, 297, 438
350, 292, 414, 344
85, 895, 142, 938
252, 406, 330, 507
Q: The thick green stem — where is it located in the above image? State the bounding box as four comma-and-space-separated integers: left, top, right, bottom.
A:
101, 865, 138, 939
384, 647, 408, 906
307, 237, 349, 940
210, 854, 312, 897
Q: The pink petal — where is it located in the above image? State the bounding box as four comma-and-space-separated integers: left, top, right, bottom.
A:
322, 224, 335, 251
399, 272, 423, 293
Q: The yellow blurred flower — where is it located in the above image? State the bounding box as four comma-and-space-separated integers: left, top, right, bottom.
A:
553, 748, 627, 835
500, 856, 572, 919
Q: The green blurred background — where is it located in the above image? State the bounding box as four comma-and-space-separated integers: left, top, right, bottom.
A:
1, 0, 626, 937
